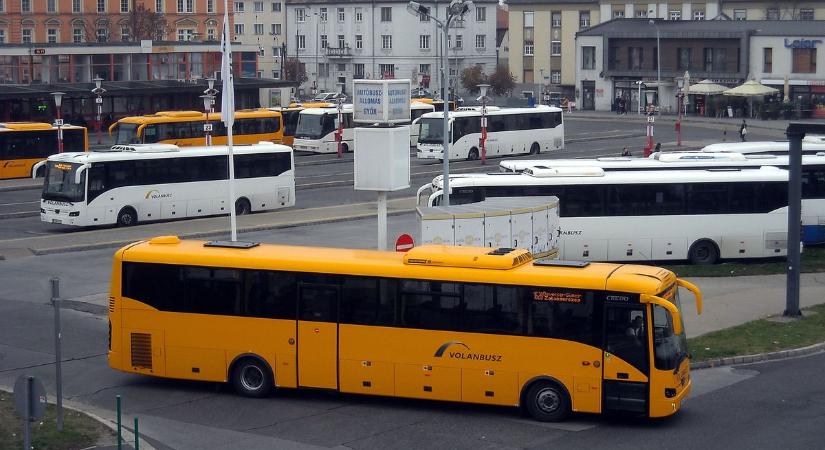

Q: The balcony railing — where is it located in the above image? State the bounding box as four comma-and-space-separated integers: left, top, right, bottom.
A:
325, 46, 352, 58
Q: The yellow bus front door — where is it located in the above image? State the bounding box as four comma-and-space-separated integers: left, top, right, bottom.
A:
297, 284, 339, 389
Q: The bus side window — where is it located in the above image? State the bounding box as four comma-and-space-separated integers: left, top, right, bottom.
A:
87, 164, 107, 202
605, 306, 649, 374
143, 125, 159, 143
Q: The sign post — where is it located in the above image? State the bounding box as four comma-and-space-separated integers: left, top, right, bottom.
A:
51, 278, 63, 431
14, 375, 46, 450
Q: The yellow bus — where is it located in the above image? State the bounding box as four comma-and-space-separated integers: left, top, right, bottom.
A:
0, 122, 88, 179
109, 238, 702, 421
109, 109, 284, 147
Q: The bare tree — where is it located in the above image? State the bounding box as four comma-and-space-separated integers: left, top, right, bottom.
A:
127, 3, 169, 41
283, 58, 308, 83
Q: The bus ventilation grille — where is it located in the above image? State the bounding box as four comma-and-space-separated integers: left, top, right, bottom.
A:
130, 333, 153, 369
487, 248, 516, 256
108, 297, 115, 313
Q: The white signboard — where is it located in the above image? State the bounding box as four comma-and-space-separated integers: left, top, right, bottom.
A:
352, 79, 411, 124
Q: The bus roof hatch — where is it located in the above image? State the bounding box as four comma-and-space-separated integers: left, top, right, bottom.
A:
403, 245, 533, 270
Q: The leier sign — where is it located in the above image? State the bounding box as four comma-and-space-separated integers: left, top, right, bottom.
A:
352, 79, 411, 124
784, 38, 823, 49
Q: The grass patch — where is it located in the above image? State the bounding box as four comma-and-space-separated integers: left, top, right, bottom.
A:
663, 246, 825, 277
688, 303, 825, 362
0, 392, 112, 450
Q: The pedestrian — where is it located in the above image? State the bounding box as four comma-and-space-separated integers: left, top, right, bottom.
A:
614, 97, 620, 115
621, 146, 631, 157
739, 119, 747, 142
620, 98, 627, 115
654, 142, 661, 154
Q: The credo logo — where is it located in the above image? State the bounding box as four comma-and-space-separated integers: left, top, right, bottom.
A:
434, 341, 503, 362
145, 190, 173, 200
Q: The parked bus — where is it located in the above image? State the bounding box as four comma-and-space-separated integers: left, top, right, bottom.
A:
293, 105, 354, 153
109, 238, 702, 421
700, 140, 825, 155
416, 106, 564, 161
409, 101, 436, 147
40, 142, 294, 227
498, 152, 825, 245
0, 122, 88, 179
109, 109, 284, 147
418, 167, 790, 264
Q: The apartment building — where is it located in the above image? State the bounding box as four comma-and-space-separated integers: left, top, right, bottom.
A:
285, 0, 498, 97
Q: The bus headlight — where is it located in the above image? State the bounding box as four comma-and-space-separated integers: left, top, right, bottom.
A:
40, 208, 46, 213
665, 388, 677, 398
69, 211, 80, 217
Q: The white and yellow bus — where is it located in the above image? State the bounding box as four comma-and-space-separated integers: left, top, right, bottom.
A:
109, 239, 701, 421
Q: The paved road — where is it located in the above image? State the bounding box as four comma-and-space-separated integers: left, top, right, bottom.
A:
0, 118, 783, 240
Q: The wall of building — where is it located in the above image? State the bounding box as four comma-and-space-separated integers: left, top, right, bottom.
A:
720, 1, 824, 20
750, 35, 825, 83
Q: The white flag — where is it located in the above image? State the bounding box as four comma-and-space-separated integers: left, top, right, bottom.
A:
220, 1, 235, 127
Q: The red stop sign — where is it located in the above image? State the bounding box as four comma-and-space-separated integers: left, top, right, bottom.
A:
395, 234, 415, 252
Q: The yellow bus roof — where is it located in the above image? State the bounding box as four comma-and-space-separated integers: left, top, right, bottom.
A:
115, 109, 280, 125
118, 238, 674, 295
0, 122, 85, 131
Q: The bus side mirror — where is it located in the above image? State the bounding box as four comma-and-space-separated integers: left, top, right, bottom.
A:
75, 165, 88, 184
677, 278, 703, 315
641, 294, 683, 335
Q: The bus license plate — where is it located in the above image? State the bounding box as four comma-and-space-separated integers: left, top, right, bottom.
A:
52, 219, 62, 224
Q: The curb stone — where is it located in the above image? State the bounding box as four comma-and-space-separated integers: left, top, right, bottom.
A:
690, 340, 825, 370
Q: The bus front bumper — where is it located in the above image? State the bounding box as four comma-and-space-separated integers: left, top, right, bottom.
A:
41, 203, 81, 226
650, 378, 692, 418
417, 148, 444, 160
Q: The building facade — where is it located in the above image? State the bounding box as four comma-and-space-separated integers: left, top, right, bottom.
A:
285, 0, 498, 98
575, 20, 825, 117
507, 1, 821, 100
232, 0, 289, 105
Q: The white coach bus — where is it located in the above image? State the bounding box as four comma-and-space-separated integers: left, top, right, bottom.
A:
417, 166, 789, 264
292, 105, 355, 154
416, 105, 564, 161
497, 152, 825, 245
700, 139, 825, 155
40, 142, 294, 227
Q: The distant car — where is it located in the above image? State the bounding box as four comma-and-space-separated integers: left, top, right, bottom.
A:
314, 92, 348, 102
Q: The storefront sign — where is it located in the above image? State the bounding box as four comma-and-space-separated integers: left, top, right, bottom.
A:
784, 38, 822, 49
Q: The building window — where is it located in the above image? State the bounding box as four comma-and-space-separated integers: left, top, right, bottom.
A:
455, 34, 462, 49
800, 9, 814, 20
21, 0, 30, 12
297, 34, 305, 49
703, 48, 727, 72
678, 48, 691, 70
669, 10, 681, 20
693, 10, 705, 20
235, 24, 244, 35
21, 28, 32, 43
254, 23, 263, 35
355, 34, 362, 49
48, 0, 57, 12
523, 11, 533, 27
733, 9, 746, 20
337, 34, 345, 48
73, 27, 83, 43
551, 11, 561, 27
607, 46, 618, 69
766, 8, 779, 20
234, 1, 243, 12
271, 2, 279, 12
476, 6, 485, 21
336, 63, 346, 72
254, 1, 263, 12
551, 70, 560, 84
177, 0, 194, 13
793, 48, 816, 73
420, 34, 430, 50
613, 10, 624, 19
381, 7, 392, 22
379, 64, 395, 78
381, 34, 392, 49
271, 24, 280, 35
207, 28, 216, 40
419, 63, 430, 74
0, 0, 4, 12
763, 47, 772, 73
155, 0, 162, 12
320, 7, 327, 22
47, 28, 58, 43
579, 11, 590, 29
551, 41, 561, 56
206, 0, 214, 13
121, 26, 130, 41
475, 34, 485, 49
96, 0, 104, 12
272, 70, 280, 78
320, 34, 327, 49
629, 47, 643, 70
582, 46, 595, 69
178, 28, 195, 41
635, 9, 647, 18
524, 42, 533, 56
355, 7, 363, 22
296, 8, 305, 22
96, 27, 108, 42
354, 63, 365, 78
337, 7, 345, 22
72, 0, 81, 12
319, 63, 328, 77
120, 0, 128, 12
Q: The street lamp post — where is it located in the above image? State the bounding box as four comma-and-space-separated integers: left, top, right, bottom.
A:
51, 92, 65, 153
314, 11, 319, 96
477, 84, 489, 165
91, 77, 107, 145
648, 19, 660, 115
201, 77, 218, 146
407, 0, 473, 206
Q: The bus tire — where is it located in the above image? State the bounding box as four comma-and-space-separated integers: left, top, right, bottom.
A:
524, 380, 570, 422
688, 239, 719, 265
342, 143, 351, 153
468, 147, 480, 161
235, 198, 252, 215
530, 142, 540, 155
116, 207, 138, 227
231, 357, 272, 398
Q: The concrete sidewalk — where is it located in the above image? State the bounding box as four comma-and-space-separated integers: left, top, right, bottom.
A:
566, 109, 820, 133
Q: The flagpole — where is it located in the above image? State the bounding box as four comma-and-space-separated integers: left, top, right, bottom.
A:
222, 0, 238, 241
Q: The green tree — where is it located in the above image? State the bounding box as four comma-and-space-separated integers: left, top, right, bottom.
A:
460, 65, 488, 95
489, 66, 516, 96
283, 58, 308, 83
